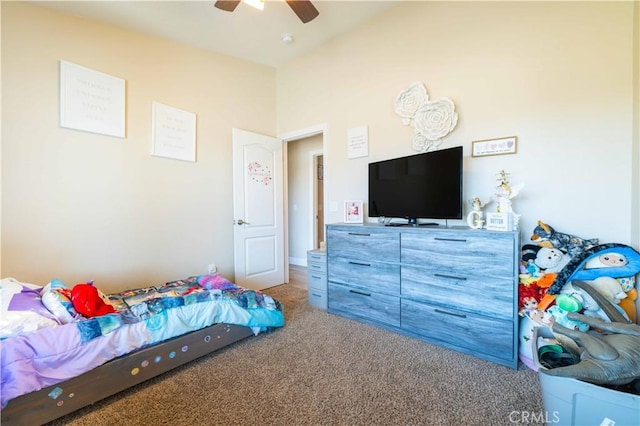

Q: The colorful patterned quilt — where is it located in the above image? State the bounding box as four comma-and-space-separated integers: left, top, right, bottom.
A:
1, 275, 284, 407
77, 276, 282, 343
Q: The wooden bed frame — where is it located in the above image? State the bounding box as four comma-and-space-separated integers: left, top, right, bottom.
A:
1, 323, 255, 425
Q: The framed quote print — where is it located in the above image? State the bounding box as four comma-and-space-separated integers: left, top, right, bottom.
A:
151, 102, 197, 162
59, 60, 126, 138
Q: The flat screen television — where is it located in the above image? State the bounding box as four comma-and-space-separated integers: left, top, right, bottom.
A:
368, 146, 463, 226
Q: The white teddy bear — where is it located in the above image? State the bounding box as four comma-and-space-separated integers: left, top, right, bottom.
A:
535, 247, 571, 273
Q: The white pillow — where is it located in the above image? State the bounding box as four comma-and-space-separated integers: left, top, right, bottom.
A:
0, 277, 59, 339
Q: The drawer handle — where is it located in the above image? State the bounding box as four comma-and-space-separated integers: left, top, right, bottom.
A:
349, 289, 371, 297
434, 273, 467, 281
310, 264, 323, 269
434, 237, 467, 243
434, 308, 467, 318
348, 232, 371, 236
348, 261, 371, 267
310, 275, 323, 280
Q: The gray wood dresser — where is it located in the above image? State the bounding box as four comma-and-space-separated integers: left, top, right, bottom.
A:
326, 223, 520, 369
307, 248, 327, 310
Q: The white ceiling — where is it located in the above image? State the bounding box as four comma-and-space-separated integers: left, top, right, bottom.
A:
29, 0, 401, 68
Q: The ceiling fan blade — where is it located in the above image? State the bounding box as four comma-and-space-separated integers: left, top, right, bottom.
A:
286, 0, 319, 24
214, 1, 241, 12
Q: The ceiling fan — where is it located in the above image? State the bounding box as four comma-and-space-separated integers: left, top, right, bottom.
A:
214, 0, 320, 24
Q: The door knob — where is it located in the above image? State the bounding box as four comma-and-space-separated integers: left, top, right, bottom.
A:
236, 219, 250, 225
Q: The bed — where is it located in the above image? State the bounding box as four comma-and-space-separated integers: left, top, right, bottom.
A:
0, 275, 285, 425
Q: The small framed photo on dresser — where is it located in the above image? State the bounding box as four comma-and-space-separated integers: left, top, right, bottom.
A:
344, 200, 363, 223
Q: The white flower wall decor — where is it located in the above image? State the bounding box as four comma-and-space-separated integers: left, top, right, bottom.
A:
394, 82, 428, 126
394, 82, 459, 152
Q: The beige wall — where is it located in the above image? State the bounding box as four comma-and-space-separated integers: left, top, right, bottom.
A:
277, 1, 639, 247
1, 1, 639, 294
1, 2, 276, 292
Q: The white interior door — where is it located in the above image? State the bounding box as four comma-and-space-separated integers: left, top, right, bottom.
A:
232, 128, 284, 290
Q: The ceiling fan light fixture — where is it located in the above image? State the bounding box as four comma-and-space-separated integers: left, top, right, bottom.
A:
243, 0, 264, 11
214, 0, 318, 24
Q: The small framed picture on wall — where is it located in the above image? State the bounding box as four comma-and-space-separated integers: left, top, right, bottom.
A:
344, 200, 363, 223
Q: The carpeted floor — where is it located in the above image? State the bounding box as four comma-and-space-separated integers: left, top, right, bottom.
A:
48, 280, 544, 426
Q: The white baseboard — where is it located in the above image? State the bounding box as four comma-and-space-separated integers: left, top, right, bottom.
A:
289, 256, 307, 267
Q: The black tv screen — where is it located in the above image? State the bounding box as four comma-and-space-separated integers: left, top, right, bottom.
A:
368, 146, 463, 224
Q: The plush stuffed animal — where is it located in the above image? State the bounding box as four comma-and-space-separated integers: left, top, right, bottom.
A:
547, 243, 640, 295
523, 244, 571, 273
524, 260, 542, 277
547, 305, 589, 332
558, 281, 612, 322
530, 220, 598, 257
69, 282, 117, 318
535, 247, 571, 273
585, 252, 628, 269
518, 279, 544, 316
585, 276, 627, 305
617, 277, 637, 323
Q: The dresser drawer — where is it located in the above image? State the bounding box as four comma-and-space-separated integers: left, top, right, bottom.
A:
401, 299, 514, 362
401, 230, 515, 277
328, 256, 400, 295
308, 287, 327, 310
308, 261, 327, 275
328, 283, 400, 327
327, 227, 400, 263
308, 271, 327, 291
308, 250, 327, 269
401, 266, 514, 319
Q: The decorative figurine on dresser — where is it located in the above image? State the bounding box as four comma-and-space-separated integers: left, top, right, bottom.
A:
325, 223, 521, 369
487, 170, 523, 231
466, 197, 486, 229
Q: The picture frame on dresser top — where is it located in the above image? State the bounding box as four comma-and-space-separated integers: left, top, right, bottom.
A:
486, 212, 513, 231
326, 223, 520, 369
344, 200, 363, 223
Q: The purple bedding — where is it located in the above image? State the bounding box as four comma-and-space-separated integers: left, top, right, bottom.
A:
0, 275, 284, 407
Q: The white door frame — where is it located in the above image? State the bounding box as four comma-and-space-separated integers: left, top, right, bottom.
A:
279, 123, 328, 283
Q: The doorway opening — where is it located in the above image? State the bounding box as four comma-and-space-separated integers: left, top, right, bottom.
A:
285, 136, 324, 267
279, 123, 328, 282
313, 153, 325, 250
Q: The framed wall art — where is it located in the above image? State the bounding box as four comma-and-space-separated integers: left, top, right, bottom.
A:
472, 136, 517, 157
59, 60, 126, 138
344, 200, 363, 223
347, 126, 369, 159
151, 102, 197, 162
